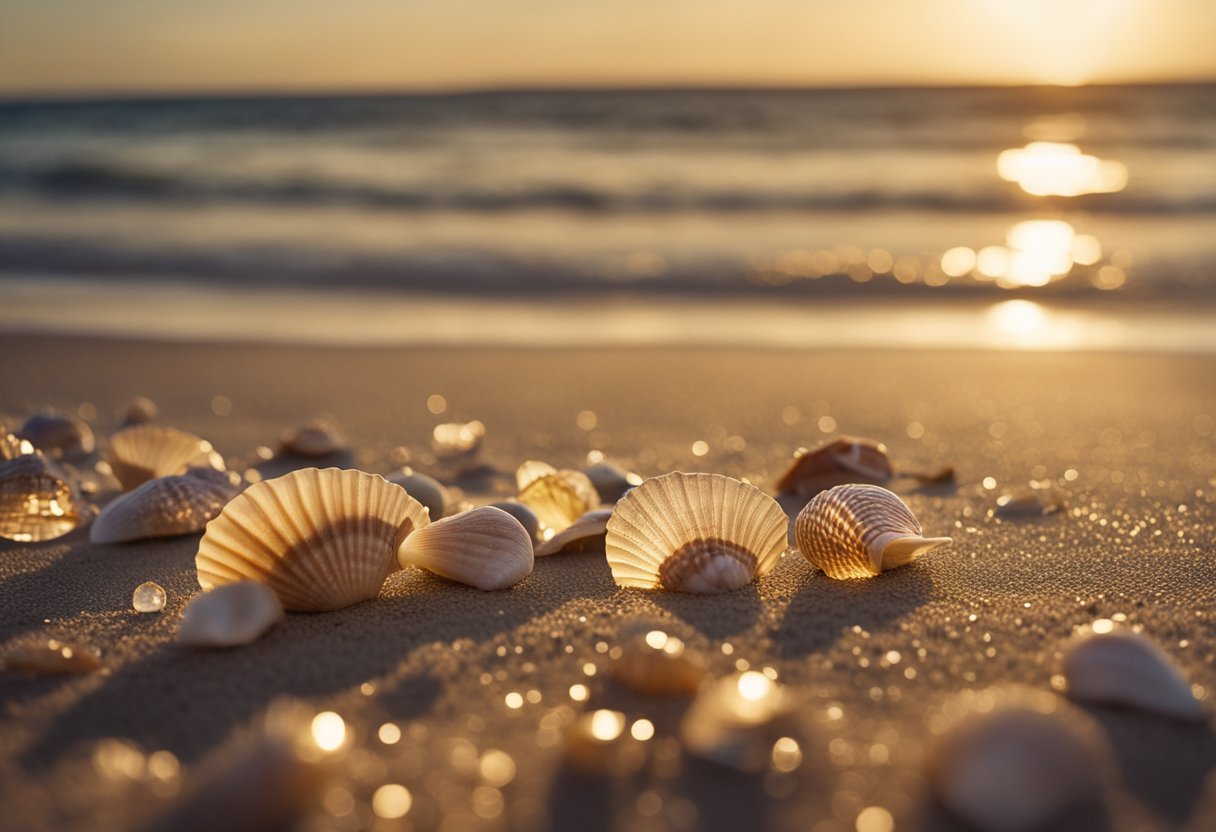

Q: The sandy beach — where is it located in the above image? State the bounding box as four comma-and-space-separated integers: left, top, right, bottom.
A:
0, 333, 1213, 831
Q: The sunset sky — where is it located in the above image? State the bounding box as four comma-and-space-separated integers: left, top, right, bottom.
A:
2, 0, 1214, 95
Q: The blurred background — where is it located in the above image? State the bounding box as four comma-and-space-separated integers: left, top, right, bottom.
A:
1, 0, 1214, 350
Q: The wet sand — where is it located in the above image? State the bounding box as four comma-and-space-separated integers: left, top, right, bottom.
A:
1, 334, 1214, 832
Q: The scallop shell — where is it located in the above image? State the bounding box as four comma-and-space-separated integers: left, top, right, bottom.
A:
795, 483, 950, 579
398, 506, 533, 590
18, 413, 95, 459
178, 581, 285, 648
535, 509, 612, 556
516, 462, 599, 534
927, 688, 1112, 832
1063, 629, 1205, 721
774, 436, 893, 498
107, 424, 224, 490
91, 468, 242, 544
388, 469, 449, 520
487, 500, 539, 542
680, 671, 796, 771
605, 472, 787, 593
0, 453, 86, 542
279, 420, 346, 458
4, 639, 104, 675
195, 467, 428, 612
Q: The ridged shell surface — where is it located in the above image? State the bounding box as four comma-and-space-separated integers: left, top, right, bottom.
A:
91, 468, 241, 544
108, 425, 224, 490
0, 454, 85, 542
196, 468, 428, 612
605, 472, 787, 592
517, 466, 600, 533
398, 505, 533, 590
795, 484, 950, 579
1063, 629, 1205, 721
775, 436, 893, 497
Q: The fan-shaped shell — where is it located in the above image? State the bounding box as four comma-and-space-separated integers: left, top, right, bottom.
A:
107, 424, 224, 490
1063, 629, 1205, 721
774, 436, 893, 498
91, 468, 242, 544
195, 468, 428, 612
536, 508, 612, 556
604, 472, 787, 593
398, 505, 533, 590
516, 462, 599, 533
795, 483, 950, 579
0, 453, 86, 542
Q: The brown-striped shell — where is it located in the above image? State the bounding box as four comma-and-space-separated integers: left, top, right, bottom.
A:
795, 483, 950, 579
774, 436, 893, 498
195, 468, 429, 612
516, 461, 599, 534
605, 472, 787, 593
91, 468, 242, 544
0, 453, 86, 542
107, 424, 224, 490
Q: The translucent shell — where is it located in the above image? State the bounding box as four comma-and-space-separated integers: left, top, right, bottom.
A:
535, 509, 612, 557
196, 468, 429, 612
91, 468, 242, 544
774, 436, 893, 498
795, 483, 950, 579
0, 453, 86, 542
604, 472, 787, 593
1063, 629, 1205, 721
107, 425, 224, 490
516, 461, 599, 534
398, 506, 533, 590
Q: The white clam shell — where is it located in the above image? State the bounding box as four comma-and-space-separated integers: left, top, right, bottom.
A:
178, 581, 285, 648
535, 508, 612, 556
1063, 629, 1205, 721
605, 472, 787, 593
0, 453, 86, 542
794, 483, 950, 579
516, 461, 599, 534
398, 505, 533, 590
91, 468, 241, 544
196, 467, 428, 612
927, 688, 1112, 832
107, 424, 224, 490
680, 671, 795, 771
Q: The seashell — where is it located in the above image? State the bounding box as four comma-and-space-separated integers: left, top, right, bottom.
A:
604, 472, 787, 593
612, 621, 707, 696
535, 509, 613, 556
107, 425, 225, 490
91, 468, 241, 544
0, 430, 30, 460
996, 484, 1065, 518
5, 639, 104, 675
1063, 629, 1205, 721
18, 413, 95, 459
487, 500, 539, 542
122, 395, 159, 426
196, 467, 428, 612
775, 436, 893, 498
178, 582, 285, 648
0, 453, 86, 542
279, 420, 346, 458
432, 420, 485, 458
564, 709, 647, 776
581, 462, 641, 503
680, 671, 795, 771
927, 688, 1111, 832
795, 483, 951, 580
398, 506, 533, 590
516, 461, 599, 534
388, 468, 449, 520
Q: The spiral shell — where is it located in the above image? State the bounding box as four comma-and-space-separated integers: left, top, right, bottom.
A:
196, 468, 428, 612
398, 505, 533, 590
1063, 629, 1205, 721
0, 453, 86, 542
535, 508, 612, 556
107, 424, 224, 490
605, 472, 787, 593
91, 468, 242, 544
795, 484, 950, 579
774, 436, 893, 498
516, 461, 599, 534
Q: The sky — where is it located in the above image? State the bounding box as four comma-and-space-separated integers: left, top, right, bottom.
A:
1, 0, 1214, 95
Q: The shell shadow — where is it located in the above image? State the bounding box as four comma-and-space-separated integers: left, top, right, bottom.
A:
771, 565, 934, 658
647, 587, 763, 641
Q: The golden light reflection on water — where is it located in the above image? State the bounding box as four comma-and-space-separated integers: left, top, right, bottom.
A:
997, 141, 1128, 197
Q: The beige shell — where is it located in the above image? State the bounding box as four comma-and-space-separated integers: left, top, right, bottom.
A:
535, 508, 612, 556
927, 688, 1112, 832
107, 424, 225, 490
795, 483, 950, 579
774, 436, 893, 498
91, 468, 241, 544
432, 420, 485, 458
398, 506, 532, 590
178, 581, 285, 648
564, 709, 647, 776
388, 469, 450, 520
612, 622, 707, 697
1063, 629, 1205, 721
0, 453, 86, 542
680, 671, 795, 771
122, 395, 159, 426
279, 420, 346, 458
195, 467, 428, 612
18, 413, 95, 459
4, 639, 104, 675
604, 472, 787, 593
516, 461, 599, 533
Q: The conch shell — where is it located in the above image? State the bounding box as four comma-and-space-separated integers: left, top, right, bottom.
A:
398, 506, 533, 590
91, 468, 241, 544
107, 425, 224, 490
774, 436, 893, 498
794, 483, 950, 579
